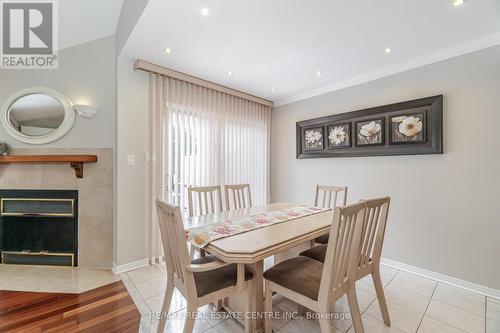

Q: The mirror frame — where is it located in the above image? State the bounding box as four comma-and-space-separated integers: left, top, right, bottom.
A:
1, 87, 75, 145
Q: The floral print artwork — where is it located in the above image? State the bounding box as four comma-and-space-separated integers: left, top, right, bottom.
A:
399, 116, 422, 136
296, 96, 441, 157
356, 119, 383, 145
329, 126, 346, 144
328, 124, 350, 148
391, 112, 425, 143
186, 206, 330, 248
303, 127, 323, 150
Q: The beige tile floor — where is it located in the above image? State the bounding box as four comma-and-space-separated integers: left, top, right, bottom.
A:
0, 264, 120, 293
119, 263, 500, 333
1, 263, 498, 333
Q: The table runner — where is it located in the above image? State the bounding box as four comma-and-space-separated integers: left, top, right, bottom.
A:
186, 206, 331, 248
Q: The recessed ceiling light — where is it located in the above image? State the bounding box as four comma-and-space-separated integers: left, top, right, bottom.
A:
384, 47, 393, 54
227, 71, 233, 76
164, 47, 172, 54
200, 7, 209, 16
315, 70, 322, 77
271, 88, 276, 93
453, 0, 465, 7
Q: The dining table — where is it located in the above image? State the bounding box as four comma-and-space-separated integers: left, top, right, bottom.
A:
184, 202, 334, 333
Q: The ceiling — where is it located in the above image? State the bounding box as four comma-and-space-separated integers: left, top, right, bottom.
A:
123, 0, 500, 105
59, 0, 123, 49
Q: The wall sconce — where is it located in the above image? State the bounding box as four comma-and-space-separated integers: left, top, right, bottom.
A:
73, 104, 100, 118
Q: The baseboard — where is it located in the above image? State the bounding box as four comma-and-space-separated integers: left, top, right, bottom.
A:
112, 258, 149, 274
381, 257, 500, 300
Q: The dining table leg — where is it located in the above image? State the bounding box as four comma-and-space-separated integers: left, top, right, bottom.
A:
248, 260, 264, 333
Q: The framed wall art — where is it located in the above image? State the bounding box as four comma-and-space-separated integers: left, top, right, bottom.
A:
389, 111, 426, 144
326, 123, 350, 149
355, 118, 385, 147
302, 126, 324, 151
296, 95, 443, 158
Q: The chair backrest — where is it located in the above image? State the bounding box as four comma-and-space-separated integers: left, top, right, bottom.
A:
188, 185, 223, 217
358, 197, 390, 269
319, 202, 365, 299
314, 185, 347, 209
156, 200, 194, 288
224, 184, 252, 210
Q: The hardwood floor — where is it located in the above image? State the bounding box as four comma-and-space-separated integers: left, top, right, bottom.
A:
0, 281, 140, 333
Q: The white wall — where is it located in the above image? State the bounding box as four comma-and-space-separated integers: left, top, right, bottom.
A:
0, 36, 116, 148
115, 53, 150, 267
112, 0, 152, 270
271, 46, 500, 290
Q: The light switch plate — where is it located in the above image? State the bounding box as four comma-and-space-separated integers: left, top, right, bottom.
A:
126, 154, 136, 166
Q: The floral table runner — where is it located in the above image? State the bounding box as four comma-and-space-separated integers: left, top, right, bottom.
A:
186, 206, 331, 248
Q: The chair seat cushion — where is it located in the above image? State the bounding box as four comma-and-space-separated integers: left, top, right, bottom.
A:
300, 244, 327, 263
192, 255, 253, 297
314, 234, 329, 244
263, 256, 323, 300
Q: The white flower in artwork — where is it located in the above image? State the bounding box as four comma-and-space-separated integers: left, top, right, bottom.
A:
360, 121, 381, 138
399, 116, 423, 137
305, 130, 322, 144
329, 126, 346, 145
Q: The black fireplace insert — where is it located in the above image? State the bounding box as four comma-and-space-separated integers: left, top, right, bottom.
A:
0, 189, 78, 266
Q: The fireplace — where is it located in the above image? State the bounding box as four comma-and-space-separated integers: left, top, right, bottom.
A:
0, 190, 78, 267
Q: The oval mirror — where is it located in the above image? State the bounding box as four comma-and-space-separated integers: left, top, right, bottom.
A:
8, 94, 65, 136
1, 87, 75, 144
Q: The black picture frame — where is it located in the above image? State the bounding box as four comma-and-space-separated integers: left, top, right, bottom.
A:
355, 118, 385, 147
302, 126, 324, 151
296, 95, 443, 158
326, 123, 351, 149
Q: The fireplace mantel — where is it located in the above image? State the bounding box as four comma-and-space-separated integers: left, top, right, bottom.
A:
0, 155, 98, 178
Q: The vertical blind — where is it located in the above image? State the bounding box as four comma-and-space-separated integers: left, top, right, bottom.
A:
149, 74, 271, 261
164, 77, 271, 212
150, 74, 271, 226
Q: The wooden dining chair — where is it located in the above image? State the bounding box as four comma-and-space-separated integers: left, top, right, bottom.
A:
187, 185, 223, 258
314, 185, 348, 244
155, 200, 254, 333
224, 183, 253, 210
187, 185, 224, 217
300, 197, 391, 326
264, 202, 366, 333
